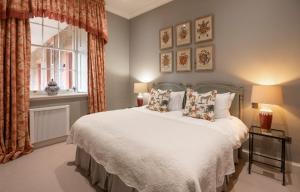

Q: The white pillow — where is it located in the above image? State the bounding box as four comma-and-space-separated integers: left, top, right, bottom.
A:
168, 91, 185, 111
143, 92, 150, 105
214, 92, 235, 118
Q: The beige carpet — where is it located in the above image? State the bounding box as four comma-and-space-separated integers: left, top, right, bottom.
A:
0, 142, 299, 192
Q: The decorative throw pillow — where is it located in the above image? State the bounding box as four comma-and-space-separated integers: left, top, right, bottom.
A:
183, 89, 217, 121
147, 89, 171, 112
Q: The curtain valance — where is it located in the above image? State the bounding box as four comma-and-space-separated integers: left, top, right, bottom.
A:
0, 0, 108, 43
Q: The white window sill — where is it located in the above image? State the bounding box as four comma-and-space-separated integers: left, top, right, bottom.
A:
30, 92, 88, 101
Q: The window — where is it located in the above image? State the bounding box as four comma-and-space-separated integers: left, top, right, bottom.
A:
30, 17, 88, 94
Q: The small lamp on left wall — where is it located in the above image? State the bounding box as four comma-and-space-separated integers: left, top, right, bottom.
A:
134, 83, 148, 107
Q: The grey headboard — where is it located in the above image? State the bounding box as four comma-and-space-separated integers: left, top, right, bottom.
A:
152, 82, 186, 92
192, 83, 244, 119
151, 82, 243, 119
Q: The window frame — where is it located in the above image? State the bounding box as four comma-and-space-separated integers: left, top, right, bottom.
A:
30, 17, 87, 96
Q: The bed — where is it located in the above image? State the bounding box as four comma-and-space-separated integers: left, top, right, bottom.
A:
67, 82, 248, 192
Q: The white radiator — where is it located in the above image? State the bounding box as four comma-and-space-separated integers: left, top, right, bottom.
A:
29, 105, 70, 144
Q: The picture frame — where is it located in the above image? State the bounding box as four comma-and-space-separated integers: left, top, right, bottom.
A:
159, 26, 173, 50
176, 21, 192, 46
160, 51, 173, 73
176, 48, 192, 72
195, 15, 213, 43
195, 45, 214, 71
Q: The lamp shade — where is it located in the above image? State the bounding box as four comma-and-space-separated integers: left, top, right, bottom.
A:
134, 83, 147, 93
251, 85, 283, 105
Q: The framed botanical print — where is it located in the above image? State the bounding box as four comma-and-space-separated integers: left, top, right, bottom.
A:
195, 45, 214, 71
160, 51, 173, 73
195, 15, 213, 43
176, 48, 192, 72
160, 27, 173, 50
176, 21, 191, 46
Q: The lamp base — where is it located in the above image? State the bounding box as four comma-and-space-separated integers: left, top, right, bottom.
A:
137, 98, 143, 107
259, 110, 273, 130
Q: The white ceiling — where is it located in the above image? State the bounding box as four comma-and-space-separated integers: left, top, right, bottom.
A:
106, 0, 174, 19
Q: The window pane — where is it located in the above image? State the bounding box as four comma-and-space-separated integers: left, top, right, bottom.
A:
60, 51, 74, 70
79, 53, 87, 72
78, 70, 87, 93
30, 23, 43, 45
30, 46, 43, 91
44, 48, 59, 71
77, 53, 87, 92
43, 18, 58, 28
59, 26, 74, 50
43, 26, 59, 48
57, 70, 76, 90
46, 69, 54, 82
30, 68, 41, 91
78, 28, 87, 52
30, 68, 51, 91
31, 46, 43, 69
40, 69, 50, 90
31, 17, 42, 24
59, 21, 68, 31
59, 51, 75, 90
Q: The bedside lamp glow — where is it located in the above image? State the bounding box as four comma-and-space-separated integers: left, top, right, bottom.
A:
251, 85, 283, 130
134, 83, 148, 107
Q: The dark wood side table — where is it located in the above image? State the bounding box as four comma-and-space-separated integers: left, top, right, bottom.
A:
248, 125, 288, 185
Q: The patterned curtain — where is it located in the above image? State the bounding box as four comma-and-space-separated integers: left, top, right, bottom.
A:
0, 18, 32, 163
0, 0, 108, 42
88, 34, 106, 113
0, 0, 107, 163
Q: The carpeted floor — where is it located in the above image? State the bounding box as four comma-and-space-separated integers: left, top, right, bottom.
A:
0, 142, 299, 192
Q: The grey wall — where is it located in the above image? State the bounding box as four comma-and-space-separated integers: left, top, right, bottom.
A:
129, 0, 300, 163
105, 12, 131, 110
30, 12, 131, 127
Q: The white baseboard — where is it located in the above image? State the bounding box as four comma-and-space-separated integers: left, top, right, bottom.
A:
33, 136, 67, 149
242, 149, 300, 169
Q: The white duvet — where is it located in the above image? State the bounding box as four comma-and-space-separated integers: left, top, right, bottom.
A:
134, 107, 248, 149
68, 107, 248, 192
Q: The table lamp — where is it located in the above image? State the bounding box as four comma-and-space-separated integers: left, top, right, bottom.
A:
134, 83, 148, 107
251, 85, 283, 130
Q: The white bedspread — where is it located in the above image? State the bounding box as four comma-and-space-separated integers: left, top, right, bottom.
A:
134, 106, 248, 149
68, 108, 246, 192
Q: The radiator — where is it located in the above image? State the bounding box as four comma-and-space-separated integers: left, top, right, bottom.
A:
29, 105, 70, 144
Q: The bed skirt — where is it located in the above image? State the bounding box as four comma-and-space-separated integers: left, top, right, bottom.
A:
75, 147, 138, 192
75, 147, 229, 192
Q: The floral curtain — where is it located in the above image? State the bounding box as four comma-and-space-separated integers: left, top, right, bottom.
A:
0, 0, 107, 163
0, 18, 32, 163
88, 34, 106, 113
0, 0, 108, 42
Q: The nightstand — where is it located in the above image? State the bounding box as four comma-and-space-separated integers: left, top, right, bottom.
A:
248, 125, 288, 185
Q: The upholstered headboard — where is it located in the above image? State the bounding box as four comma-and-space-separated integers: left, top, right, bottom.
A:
192, 83, 244, 119
152, 82, 186, 92
151, 82, 243, 119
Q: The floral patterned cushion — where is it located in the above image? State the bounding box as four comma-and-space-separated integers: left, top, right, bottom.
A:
183, 89, 217, 121
147, 89, 171, 112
